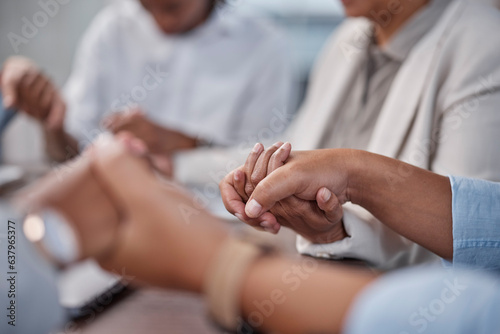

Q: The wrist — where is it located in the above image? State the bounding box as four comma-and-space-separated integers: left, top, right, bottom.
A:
307, 219, 348, 244
43, 127, 79, 162
204, 238, 270, 330
44, 119, 65, 132
43, 124, 64, 137
343, 149, 369, 206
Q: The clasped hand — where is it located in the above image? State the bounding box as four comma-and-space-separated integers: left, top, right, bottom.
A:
220, 142, 349, 244
22, 133, 228, 291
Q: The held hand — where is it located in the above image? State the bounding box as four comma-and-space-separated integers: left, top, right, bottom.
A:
220, 143, 286, 234
17, 147, 121, 262
102, 109, 198, 154
102, 109, 198, 177
221, 143, 348, 243
93, 134, 228, 291
23, 133, 228, 291
244, 148, 355, 220
1, 56, 66, 130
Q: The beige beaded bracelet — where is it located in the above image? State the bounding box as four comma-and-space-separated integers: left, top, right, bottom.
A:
203, 238, 265, 331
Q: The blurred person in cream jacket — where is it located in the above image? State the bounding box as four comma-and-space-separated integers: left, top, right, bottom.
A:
176, 0, 500, 269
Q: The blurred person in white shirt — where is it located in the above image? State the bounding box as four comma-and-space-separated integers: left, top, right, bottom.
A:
0, 0, 294, 173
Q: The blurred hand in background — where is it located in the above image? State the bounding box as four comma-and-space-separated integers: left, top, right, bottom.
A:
0, 56, 66, 131
102, 109, 200, 177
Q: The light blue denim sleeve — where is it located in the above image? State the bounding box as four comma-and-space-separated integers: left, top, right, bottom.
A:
449, 175, 500, 272
0, 93, 17, 162
344, 267, 500, 334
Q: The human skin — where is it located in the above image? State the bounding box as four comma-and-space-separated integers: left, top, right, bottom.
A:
0, 1, 214, 162
0, 56, 79, 162
217, 0, 437, 245
222, 146, 453, 260
0, 61, 199, 171
102, 110, 197, 154
22, 134, 377, 333
221, 142, 348, 244
0, 58, 198, 164
17, 149, 120, 261
341, 0, 430, 46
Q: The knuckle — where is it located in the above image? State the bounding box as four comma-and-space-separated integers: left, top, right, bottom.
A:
249, 150, 259, 159
293, 200, 309, 214
264, 146, 276, 157
324, 202, 338, 214
269, 152, 280, 167
250, 172, 262, 186
219, 175, 231, 192
244, 183, 254, 196
244, 154, 257, 168
328, 196, 341, 211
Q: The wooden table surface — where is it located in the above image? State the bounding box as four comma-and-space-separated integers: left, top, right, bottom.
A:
70, 288, 222, 334
62, 226, 300, 334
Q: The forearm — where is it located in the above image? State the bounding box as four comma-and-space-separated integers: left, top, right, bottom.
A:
347, 150, 453, 259
240, 256, 375, 334
43, 128, 79, 162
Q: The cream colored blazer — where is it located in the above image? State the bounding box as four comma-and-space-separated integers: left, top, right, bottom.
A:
293, 0, 500, 268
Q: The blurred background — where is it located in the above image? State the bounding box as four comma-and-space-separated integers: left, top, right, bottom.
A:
0, 0, 344, 165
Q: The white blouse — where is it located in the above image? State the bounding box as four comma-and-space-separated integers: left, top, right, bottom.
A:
63, 0, 294, 148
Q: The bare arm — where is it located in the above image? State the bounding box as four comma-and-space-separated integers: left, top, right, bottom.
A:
244, 149, 453, 260
23, 135, 376, 334
103, 109, 198, 155
241, 256, 374, 333
43, 128, 79, 162
347, 150, 453, 259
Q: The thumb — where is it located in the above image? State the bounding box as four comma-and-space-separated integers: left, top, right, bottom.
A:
245, 167, 300, 218
316, 187, 343, 224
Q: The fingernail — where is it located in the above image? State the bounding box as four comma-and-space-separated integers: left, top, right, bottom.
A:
246, 199, 262, 218
260, 220, 272, 228
235, 213, 244, 221
321, 188, 331, 202
277, 142, 292, 154
273, 141, 284, 148
252, 143, 262, 153
234, 171, 241, 181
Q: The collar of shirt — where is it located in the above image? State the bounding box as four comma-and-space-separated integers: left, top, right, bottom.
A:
378, 0, 453, 62
130, 0, 234, 42
183, 7, 236, 39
